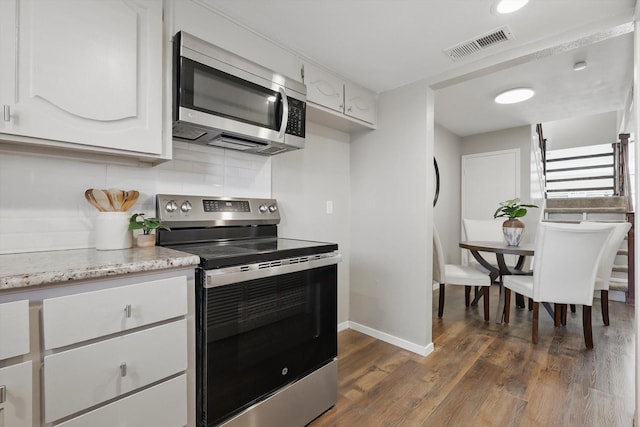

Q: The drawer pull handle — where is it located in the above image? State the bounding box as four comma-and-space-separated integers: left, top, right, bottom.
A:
124, 304, 132, 318
120, 362, 127, 377
3, 105, 9, 122
0, 385, 5, 403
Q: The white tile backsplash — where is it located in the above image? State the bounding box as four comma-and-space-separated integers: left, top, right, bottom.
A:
0, 143, 271, 253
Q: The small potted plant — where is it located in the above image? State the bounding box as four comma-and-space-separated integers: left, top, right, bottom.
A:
493, 198, 538, 246
128, 213, 170, 247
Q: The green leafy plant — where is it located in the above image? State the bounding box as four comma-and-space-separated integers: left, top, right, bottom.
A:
128, 213, 170, 235
493, 198, 538, 220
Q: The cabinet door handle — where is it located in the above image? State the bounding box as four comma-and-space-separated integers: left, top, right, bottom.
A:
124, 304, 132, 318
3, 105, 9, 122
0, 385, 5, 403
120, 362, 127, 377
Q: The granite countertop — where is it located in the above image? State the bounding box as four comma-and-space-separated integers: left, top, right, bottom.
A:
0, 247, 200, 290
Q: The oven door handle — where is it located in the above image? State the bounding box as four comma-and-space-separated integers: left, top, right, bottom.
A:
205, 253, 342, 288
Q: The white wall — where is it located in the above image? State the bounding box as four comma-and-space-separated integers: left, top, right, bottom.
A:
544, 111, 618, 150
0, 143, 270, 253
349, 80, 434, 355
434, 124, 462, 264
271, 122, 351, 324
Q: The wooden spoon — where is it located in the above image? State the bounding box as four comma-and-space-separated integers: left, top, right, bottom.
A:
91, 189, 113, 211
120, 190, 140, 212
107, 188, 125, 211
84, 189, 105, 212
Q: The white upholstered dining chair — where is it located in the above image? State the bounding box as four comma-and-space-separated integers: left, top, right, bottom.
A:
503, 222, 614, 349
581, 221, 631, 326
433, 226, 492, 321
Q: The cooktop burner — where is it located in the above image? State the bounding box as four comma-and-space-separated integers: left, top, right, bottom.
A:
166, 238, 337, 269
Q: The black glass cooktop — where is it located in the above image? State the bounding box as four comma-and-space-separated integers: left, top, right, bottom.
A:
167, 238, 338, 269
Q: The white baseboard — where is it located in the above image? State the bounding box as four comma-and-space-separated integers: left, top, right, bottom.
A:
337, 321, 350, 332
346, 321, 434, 357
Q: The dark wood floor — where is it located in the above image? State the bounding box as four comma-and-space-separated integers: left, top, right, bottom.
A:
310, 284, 635, 427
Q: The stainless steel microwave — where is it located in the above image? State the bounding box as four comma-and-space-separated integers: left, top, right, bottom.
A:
172, 31, 306, 155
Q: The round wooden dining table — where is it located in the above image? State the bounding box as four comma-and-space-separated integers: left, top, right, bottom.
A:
459, 240, 534, 323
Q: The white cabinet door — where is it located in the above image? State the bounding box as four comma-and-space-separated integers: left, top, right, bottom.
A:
303, 62, 344, 113
0, 300, 29, 360
43, 319, 187, 423
0, 0, 163, 155
344, 83, 377, 125
0, 361, 32, 427
56, 375, 187, 427
43, 275, 188, 349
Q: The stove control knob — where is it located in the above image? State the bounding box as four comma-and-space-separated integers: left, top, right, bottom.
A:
165, 200, 178, 213
259, 204, 268, 213
268, 204, 278, 213
180, 201, 192, 213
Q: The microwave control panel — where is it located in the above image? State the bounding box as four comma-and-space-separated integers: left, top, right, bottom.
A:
285, 97, 306, 138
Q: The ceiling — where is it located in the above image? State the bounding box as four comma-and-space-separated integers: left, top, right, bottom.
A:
202, 0, 636, 137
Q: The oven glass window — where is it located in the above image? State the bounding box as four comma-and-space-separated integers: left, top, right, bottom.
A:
180, 58, 282, 131
199, 265, 337, 426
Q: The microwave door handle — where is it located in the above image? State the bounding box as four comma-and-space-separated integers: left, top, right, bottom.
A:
277, 87, 288, 140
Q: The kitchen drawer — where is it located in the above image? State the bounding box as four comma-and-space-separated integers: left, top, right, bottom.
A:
43, 319, 187, 423
0, 300, 29, 360
42, 275, 187, 349
56, 374, 187, 427
0, 361, 33, 427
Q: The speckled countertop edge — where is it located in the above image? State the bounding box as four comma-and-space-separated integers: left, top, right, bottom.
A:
0, 247, 200, 290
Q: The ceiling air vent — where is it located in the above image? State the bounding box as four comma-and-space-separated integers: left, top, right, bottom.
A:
444, 25, 514, 61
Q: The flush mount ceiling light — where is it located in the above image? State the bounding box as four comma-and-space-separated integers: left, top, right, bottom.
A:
573, 61, 587, 71
494, 87, 535, 104
493, 0, 529, 14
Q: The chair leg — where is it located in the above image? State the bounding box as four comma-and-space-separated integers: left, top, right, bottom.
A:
561, 304, 567, 326
601, 290, 610, 326
483, 286, 490, 321
504, 288, 511, 324
570, 304, 576, 313
554, 303, 561, 327
583, 305, 594, 349
532, 302, 539, 344
438, 284, 445, 318
528, 298, 533, 311
464, 286, 471, 307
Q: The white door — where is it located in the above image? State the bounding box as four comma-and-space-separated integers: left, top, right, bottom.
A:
461, 149, 520, 261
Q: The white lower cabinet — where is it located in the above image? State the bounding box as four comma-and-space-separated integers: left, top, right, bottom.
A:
37, 271, 194, 426
0, 300, 32, 427
56, 374, 187, 427
42, 276, 188, 350
44, 318, 187, 424
0, 299, 30, 360
0, 361, 33, 427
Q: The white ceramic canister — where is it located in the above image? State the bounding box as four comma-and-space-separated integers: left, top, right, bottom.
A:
95, 212, 133, 250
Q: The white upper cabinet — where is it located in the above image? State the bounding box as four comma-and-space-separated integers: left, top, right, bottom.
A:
304, 62, 345, 114
0, 0, 164, 157
344, 82, 377, 125
302, 61, 377, 130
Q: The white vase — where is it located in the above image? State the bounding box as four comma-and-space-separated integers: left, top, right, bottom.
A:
95, 212, 132, 250
502, 218, 524, 246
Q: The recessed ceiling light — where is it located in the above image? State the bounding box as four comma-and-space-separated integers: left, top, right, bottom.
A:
494, 0, 529, 14
573, 61, 587, 71
494, 88, 535, 104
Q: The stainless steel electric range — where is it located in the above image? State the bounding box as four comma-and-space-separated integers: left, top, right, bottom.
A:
156, 194, 340, 427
